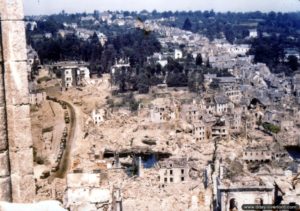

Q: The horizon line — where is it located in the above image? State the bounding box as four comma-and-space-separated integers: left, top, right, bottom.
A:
25, 9, 300, 16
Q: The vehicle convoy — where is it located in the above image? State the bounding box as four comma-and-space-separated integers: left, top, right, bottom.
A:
64, 111, 70, 124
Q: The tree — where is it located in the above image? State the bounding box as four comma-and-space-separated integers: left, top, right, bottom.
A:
166, 72, 188, 87
127, 93, 139, 111
137, 71, 150, 94
196, 54, 203, 66
90, 33, 103, 63
262, 122, 280, 134
182, 18, 192, 31
287, 55, 299, 71
206, 59, 211, 68
188, 71, 202, 92
114, 67, 128, 92
224, 24, 235, 44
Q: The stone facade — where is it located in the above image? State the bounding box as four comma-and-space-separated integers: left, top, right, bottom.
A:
0, 0, 35, 202
29, 92, 47, 105
243, 148, 272, 163
65, 172, 110, 210
217, 184, 274, 211
193, 121, 209, 141
158, 158, 189, 185
91, 108, 106, 125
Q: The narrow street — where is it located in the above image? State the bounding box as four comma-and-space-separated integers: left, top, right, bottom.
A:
54, 100, 76, 178
47, 97, 82, 180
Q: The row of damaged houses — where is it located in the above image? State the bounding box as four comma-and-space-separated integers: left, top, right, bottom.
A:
138, 91, 244, 142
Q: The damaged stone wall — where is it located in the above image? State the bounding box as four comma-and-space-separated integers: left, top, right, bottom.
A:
0, 0, 35, 202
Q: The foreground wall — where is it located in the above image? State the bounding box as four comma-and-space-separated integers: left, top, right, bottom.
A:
0, 19, 11, 202
0, 0, 35, 202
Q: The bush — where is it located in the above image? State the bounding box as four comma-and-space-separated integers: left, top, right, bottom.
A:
129, 99, 139, 111
262, 122, 280, 134
106, 98, 115, 108
121, 93, 140, 112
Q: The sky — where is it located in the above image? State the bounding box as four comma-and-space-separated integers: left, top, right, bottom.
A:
24, 0, 300, 15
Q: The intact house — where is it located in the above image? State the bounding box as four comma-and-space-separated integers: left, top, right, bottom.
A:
174, 49, 183, 59
226, 44, 250, 56
157, 158, 189, 185
249, 29, 258, 38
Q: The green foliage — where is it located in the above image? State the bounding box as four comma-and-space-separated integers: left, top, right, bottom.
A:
287, 55, 299, 71
137, 72, 150, 94
196, 54, 203, 66
129, 99, 139, 112
262, 122, 281, 134
224, 24, 235, 44
182, 18, 192, 31
188, 71, 203, 92
121, 93, 140, 112
166, 72, 188, 87
36, 18, 64, 34
249, 36, 284, 68
106, 98, 115, 108
29, 26, 161, 74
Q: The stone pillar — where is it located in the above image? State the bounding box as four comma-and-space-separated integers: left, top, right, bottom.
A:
0, 0, 35, 202
137, 156, 143, 177
0, 31, 11, 201
114, 153, 120, 168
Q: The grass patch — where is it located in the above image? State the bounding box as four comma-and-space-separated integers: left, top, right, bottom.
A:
262, 122, 280, 134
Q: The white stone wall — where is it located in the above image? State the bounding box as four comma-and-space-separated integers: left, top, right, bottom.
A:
220, 189, 273, 211
174, 49, 183, 59
91, 109, 105, 125
64, 69, 73, 87
193, 124, 207, 141
243, 151, 272, 162
216, 103, 228, 115
159, 167, 189, 184
29, 92, 46, 105
150, 106, 175, 123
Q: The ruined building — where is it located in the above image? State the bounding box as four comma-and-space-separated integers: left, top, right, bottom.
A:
0, 0, 35, 202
